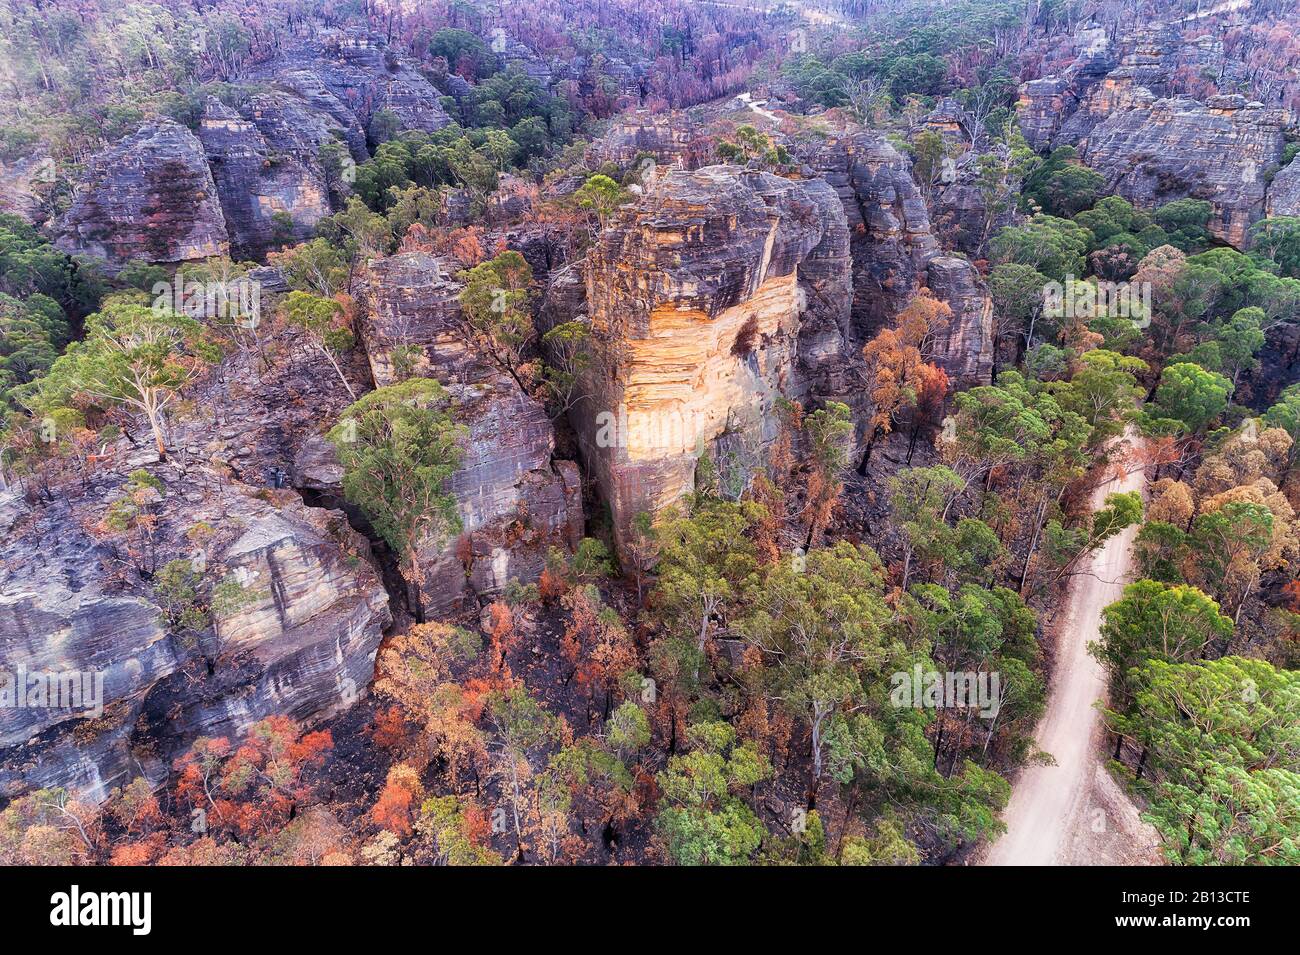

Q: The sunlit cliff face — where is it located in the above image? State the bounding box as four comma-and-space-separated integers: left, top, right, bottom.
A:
576, 166, 849, 548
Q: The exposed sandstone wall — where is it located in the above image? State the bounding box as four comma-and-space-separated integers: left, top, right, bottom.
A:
1268, 160, 1300, 218
576, 165, 850, 546
926, 256, 994, 389
54, 121, 229, 273
1079, 94, 1285, 248
0, 155, 53, 223
1018, 19, 1288, 251
355, 252, 580, 616
796, 132, 938, 340
930, 145, 1018, 258
198, 97, 335, 257
586, 110, 711, 171
0, 474, 389, 803
249, 30, 451, 140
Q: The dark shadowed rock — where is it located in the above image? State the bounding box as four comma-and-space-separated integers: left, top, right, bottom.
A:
198, 98, 333, 258
55, 121, 229, 274
931, 145, 1018, 257
797, 131, 938, 339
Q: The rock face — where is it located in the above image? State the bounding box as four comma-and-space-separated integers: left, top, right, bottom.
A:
55, 121, 230, 273
1078, 94, 1285, 248
1268, 160, 1300, 218
586, 111, 711, 172
797, 132, 939, 339
250, 30, 451, 141
1017, 27, 1120, 152
198, 96, 335, 257
926, 256, 994, 388
576, 165, 851, 546
0, 473, 389, 803
931, 145, 1016, 258
356, 252, 580, 615
493, 34, 553, 88
1017, 21, 1288, 250
0, 155, 54, 223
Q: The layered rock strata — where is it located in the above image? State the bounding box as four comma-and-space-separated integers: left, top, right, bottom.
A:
355, 252, 580, 615
0, 472, 389, 803
55, 121, 230, 273
576, 166, 851, 546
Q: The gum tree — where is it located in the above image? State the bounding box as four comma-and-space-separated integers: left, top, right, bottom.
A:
30, 300, 214, 460
328, 379, 466, 621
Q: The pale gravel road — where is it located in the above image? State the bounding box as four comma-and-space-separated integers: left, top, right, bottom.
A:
984, 436, 1163, 866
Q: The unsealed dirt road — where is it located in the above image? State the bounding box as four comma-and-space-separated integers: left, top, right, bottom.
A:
984, 436, 1163, 866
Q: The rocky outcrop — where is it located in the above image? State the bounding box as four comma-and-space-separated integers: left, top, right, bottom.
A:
492, 34, 553, 88
1267, 160, 1300, 218
797, 131, 938, 339
926, 256, 994, 388
198, 97, 333, 258
55, 121, 229, 273
1079, 94, 1285, 248
931, 145, 1018, 257
0, 471, 389, 803
0, 155, 54, 223
1018, 17, 1290, 250
586, 111, 711, 172
355, 252, 580, 615
576, 165, 851, 546
250, 30, 451, 142
1017, 26, 1118, 151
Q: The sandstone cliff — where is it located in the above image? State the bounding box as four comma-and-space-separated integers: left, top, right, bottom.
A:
1017, 21, 1288, 250
0, 155, 53, 223
1079, 94, 1285, 249
0, 467, 389, 803
575, 165, 850, 545
1268, 159, 1300, 218
586, 111, 712, 172
354, 252, 581, 615
249, 30, 451, 141
796, 132, 938, 339
926, 256, 994, 387
54, 121, 230, 273
198, 97, 335, 258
